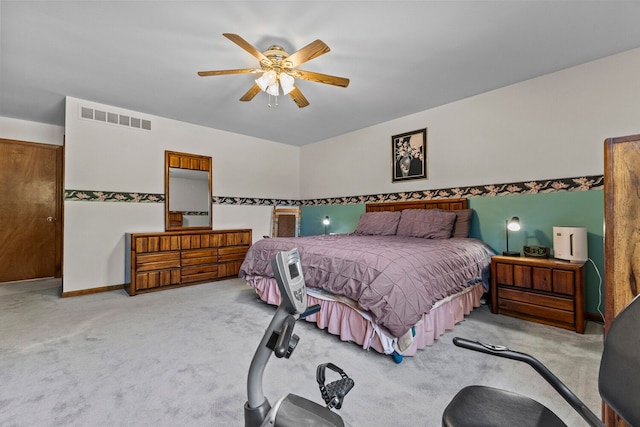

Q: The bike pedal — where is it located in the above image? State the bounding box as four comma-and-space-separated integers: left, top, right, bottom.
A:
325, 378, 354, 409
316, 362, 355, 410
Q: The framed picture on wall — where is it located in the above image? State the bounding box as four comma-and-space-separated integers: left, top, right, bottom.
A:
392, 128, 427, 182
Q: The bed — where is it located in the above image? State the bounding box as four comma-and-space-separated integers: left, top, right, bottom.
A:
239, 199, 495, 361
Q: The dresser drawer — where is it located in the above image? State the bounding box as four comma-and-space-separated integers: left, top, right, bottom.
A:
181, 264, 219, 283
136, 252, 180, 272
135, 269, 181, 290
218, 246, 249, 262
218, 260, 243, 278
181, 249, 217, 266
133, 235, 181, 253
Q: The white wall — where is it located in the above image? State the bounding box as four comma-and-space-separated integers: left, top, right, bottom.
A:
0, 117, 64, 145
63, 97, 299, 292
300, 47, 640, 199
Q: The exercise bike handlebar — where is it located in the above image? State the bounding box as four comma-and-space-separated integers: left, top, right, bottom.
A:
453, 337, 605, 427
275, 315, 296, 358
274, 304, 321, 358
301, 304, 321, 318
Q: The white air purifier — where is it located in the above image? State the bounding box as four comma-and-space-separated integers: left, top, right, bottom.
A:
553, 226, 588, 262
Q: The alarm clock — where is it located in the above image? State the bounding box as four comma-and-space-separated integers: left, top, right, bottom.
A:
523, 245, 550, 258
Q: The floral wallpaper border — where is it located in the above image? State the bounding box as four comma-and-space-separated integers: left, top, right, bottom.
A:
180, 211, 209, 216
65, 174, 603, 206
65, 190, 164, 203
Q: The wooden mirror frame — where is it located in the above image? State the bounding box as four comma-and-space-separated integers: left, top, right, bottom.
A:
165, 150, 212, 231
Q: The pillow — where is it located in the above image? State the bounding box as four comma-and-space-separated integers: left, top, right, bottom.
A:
396, 209, 457, 239
451, 209, 474, 238
353, 211, 401, 236
431, 208, 474, 238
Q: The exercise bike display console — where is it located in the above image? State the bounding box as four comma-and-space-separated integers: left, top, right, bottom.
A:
272, 248, 307, 315
244, 248, 354, 427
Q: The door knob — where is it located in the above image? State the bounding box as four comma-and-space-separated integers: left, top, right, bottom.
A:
47, 217, 56, 222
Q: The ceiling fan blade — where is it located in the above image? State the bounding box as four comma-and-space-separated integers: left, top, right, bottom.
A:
291, 70, 350, 88
288, 87, 310, 108
198, 68, 260, 77
239, 84, 262, 102
223, 33, 269, 63
286, 39, 331, 68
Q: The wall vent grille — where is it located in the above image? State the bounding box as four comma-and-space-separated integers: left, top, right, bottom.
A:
79, 106, 151, 131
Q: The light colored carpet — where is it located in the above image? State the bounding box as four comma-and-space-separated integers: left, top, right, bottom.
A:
0, 278, 603, 426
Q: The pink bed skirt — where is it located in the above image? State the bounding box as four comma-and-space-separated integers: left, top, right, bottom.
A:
246, 277, 484, 357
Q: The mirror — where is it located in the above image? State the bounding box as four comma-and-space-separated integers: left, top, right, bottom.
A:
272, 206, 301, 237
165, 150, 212, 230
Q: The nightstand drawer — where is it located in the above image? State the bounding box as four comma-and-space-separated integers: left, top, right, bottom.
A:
497, 298, 574, 325
499, 287, 574, 311
496, 263, 554, 291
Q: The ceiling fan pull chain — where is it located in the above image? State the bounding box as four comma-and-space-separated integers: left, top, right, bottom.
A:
267, 93, 279, 108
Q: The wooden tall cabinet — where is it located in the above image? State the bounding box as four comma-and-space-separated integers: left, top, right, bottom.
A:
125, 229, 251, 296
603, 134, 640, 427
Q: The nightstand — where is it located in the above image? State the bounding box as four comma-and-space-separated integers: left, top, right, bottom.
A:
490, 255, 586, 333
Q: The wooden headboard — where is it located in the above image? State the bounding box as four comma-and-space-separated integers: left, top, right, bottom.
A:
366, 198, 468, 212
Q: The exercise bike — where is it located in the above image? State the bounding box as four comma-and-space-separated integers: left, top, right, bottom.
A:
244, 248, 355, 427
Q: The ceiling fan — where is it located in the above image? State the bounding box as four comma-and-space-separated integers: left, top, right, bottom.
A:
198, 33, 349, 108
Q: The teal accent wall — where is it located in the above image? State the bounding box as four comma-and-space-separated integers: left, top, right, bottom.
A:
301, 190, 604, 316
300, 204, 366, 236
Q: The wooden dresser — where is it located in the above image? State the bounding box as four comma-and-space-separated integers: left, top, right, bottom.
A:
490, 255, 586, 333
125, 229, 252, 296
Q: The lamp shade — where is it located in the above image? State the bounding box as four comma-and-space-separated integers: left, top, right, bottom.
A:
255, 70, 277, 92
507, 217, 521, 231
266, 83, 279, 96
279, 73, 295, 95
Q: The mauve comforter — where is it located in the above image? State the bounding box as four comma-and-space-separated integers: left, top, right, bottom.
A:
239, 234, 495, 338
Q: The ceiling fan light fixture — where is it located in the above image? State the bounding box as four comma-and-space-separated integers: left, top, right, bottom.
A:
255, 70, 277, 92
266, 82, 279, 97
199, 33, 348, 108
279, 73, 295, 95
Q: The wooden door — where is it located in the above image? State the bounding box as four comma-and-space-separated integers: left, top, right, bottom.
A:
0, 139, 62, 282
603, 134, 640, 427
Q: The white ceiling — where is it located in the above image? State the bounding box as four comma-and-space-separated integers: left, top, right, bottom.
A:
2, 1, 640, 147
